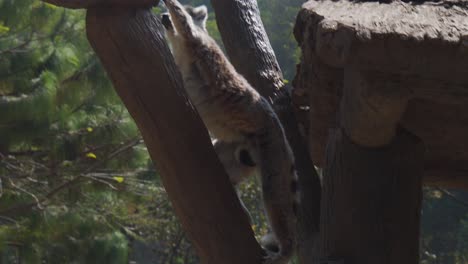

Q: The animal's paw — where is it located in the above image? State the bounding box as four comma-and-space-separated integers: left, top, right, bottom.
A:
260, 234, 292, 264
260, 233, 280, 253
261, 249, 289, 264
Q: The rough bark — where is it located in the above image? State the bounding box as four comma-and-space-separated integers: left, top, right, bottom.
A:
319, 128, 423, 264
341, 68, 410, 147
211, 1, 321, 263
291, 40, 342, 167
86, 7, 262, 264
210, 0, 283, 100
294, 0, 468, 188
274, 89, 321, 263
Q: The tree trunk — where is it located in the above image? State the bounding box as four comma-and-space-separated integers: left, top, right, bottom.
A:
210, 0, 283, 100
211, 1, 321, 263
274, 90, 321, 263
86, 7, 262, 264
319, 128, 423, 264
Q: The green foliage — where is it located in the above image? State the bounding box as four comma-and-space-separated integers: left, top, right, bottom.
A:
421, 188, 468, 264
2, 1, 466, 264
0, 1, 157, 263
457, 217, 468, 262
0, 204, 129, 263
258, 0, 304, 80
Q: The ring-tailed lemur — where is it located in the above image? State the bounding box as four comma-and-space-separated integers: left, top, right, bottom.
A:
161, 1, 299, 263
212, 139, 257, 186
212, 139, 257, 224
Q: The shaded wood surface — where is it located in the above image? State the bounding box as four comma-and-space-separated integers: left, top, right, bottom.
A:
211, 1, 322, 262
86, 7, 262, 264
319, 128, 423, 264
274, 89, 321, 263
42, 0, 156, 9
294, 0, 468, 188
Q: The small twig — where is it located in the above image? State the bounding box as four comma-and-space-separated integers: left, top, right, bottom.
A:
6, 241, 23, 247
168, 231, 185, 263
82, 174, 118, 191
0, 9, 68, 56
0, 137, 143, 216
436, 187, 468, 208
26, 177, 48, 185
0, 215, 17, 225
0, 33, 34, 55
83, 137, 143, 174
8, 179, 44, 210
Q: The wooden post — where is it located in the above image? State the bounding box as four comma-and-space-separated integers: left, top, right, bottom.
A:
318, 67, 423, 263
319, 128, 423, 264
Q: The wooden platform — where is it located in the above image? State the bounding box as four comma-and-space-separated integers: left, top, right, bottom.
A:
293, 0, 468, 188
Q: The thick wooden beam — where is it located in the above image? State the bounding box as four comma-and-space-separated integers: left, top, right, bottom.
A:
86, 7, 262, 264
316, 58, 423, 262
42, 0, 156, 9
292, 47, 341, 167
424, 160, 468, 190
319, 128, 423, 264
341, 67, 410, 147
294, 0, 468, 187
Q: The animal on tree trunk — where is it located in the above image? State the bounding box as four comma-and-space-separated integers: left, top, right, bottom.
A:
161, 0, 299, 262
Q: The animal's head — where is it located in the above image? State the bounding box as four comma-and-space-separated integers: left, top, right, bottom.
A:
161, 5, 208, 33
212, 140, 257, 186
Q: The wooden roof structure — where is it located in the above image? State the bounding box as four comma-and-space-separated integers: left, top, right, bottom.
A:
293, 0, 468, 189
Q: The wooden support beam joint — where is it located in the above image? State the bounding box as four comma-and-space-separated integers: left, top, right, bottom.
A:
341, 67, 412, 147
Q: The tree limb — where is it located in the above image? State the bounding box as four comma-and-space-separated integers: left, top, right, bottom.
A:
211, 1, 321, 262
86, 6, 262, 264
210, 0, 283, 100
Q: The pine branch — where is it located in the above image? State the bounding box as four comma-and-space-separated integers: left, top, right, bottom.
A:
0, 137, 142, 217
436, 187, 468, 208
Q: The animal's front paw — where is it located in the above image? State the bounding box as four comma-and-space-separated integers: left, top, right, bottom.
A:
261, 249, 289, 264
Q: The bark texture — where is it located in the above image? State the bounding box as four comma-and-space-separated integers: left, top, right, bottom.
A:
86, 7, 262, 264
319, 128, 423, 264
42, 0, 156, 9
211, 1, 321, 262
210, 0, 283, 100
